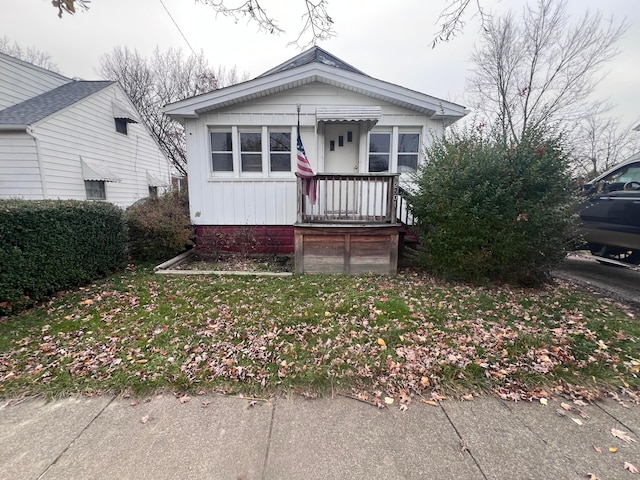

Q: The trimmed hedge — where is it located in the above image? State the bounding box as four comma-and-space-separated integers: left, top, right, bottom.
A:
0, 200, 126, 313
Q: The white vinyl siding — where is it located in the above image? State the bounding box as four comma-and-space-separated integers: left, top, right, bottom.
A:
0, 54, 69, 110
186, 82, 440, 226
0, 132, 43, 199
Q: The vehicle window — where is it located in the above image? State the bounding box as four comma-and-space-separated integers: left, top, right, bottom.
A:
604, 163, 640, 184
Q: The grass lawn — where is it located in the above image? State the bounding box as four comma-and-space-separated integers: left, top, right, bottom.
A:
1, 265, 638, 404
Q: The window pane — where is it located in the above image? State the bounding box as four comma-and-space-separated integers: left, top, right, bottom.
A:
85, 180, 106, 200
398, 133, 419, 153
270, 153, 291, 172
211, 132, 232, 151
242, 153, 262, 172
398, 154, 418, 173
212, 153, 233, 171
270, 132, 291, 151
241, 132, 261, 152
369, 133, 390, 153
369, 155, 389, 173
115, 119, 128, 135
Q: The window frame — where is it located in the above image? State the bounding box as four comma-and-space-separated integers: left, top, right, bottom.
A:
397, 132, 420, 174
239, 130, 263, 174
114, 118, 128, 135
368, 131, 391, 173
268, 130, 292, 174
85, 180, 106, 200
210, 130, 234, 174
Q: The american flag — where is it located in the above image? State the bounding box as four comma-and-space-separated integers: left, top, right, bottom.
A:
297, 124, 317, 204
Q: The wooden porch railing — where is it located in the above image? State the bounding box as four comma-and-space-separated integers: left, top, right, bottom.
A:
297, 173, 399, 224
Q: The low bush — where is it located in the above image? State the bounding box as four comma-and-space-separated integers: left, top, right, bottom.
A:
410, 127, 579, 285
125, 190, 193, 262
0, 200, 126, 313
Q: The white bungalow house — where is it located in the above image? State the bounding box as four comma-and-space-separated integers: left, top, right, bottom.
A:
0, 53, 172, 208
164, 47, 467, 273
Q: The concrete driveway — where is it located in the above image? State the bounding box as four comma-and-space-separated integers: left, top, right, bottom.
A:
554, 254, 640, 312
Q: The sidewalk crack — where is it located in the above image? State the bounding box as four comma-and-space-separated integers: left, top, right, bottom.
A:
439, 403, 489, 480
37, 396, 116, 479
261, 398, 276, 480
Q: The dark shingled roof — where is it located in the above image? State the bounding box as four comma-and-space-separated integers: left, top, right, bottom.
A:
258, 46, 366, 78
0, 80, 114, 127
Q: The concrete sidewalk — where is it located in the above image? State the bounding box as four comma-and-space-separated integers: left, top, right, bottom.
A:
1, 393, 639, 480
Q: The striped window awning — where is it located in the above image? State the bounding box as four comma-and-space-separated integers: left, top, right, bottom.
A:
81, 157, 121, 182
147, 170, 168, 187
112, 99, 139, 123
315, 106, 381, 125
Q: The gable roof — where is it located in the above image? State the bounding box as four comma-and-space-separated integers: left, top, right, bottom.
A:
258, 46, 366, 77
0, 80, 114, 129
164, 47, 467, 121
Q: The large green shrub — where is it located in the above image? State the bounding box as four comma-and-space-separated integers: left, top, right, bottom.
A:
410, 127, 578, 285
0, 200, 126, 313
125, 190, 193, 261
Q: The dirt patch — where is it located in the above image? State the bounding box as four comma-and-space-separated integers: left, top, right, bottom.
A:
174, 253, 293, 273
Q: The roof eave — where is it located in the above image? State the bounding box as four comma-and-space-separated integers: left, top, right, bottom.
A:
164, 64, 466, 120
0, 124, 29, 131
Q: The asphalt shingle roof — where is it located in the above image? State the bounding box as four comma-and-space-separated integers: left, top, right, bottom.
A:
258, 46, 366, 78
0, 80, 114, 127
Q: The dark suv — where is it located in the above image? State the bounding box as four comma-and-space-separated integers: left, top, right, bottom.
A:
578, 155, 640, 264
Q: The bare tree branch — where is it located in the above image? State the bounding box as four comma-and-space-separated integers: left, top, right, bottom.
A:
432, 0, 490, 47
52, 1, 335, 49
0, 36, 60, 72
468, 0, 627, 145
98, 47, 247, 176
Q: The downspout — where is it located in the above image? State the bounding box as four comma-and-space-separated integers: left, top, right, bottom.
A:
26, 126, 48, 199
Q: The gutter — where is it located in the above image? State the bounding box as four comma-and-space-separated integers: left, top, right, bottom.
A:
25, 126, 48, 198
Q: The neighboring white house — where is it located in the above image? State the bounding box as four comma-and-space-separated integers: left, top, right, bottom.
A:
165, 47, 467, 272
0, 53, 171, 208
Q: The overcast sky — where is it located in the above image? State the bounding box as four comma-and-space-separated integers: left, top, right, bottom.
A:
3, 0, 640, 128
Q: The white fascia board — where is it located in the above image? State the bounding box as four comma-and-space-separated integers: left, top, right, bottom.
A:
163, 63, 467, 120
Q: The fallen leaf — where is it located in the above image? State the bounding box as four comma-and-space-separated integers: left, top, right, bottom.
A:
201, 400, 211, 408
585, 474, 600, 480
592, 445, 602, 453
462, 394, 474, 401
399, 404, 408, 412
384, 396, 394, 405
572, 418, 583, 426
140, 415, 150, 424
611, 428, 637, 444
624, 462, 640, 474
248, 400, 258, 408
609, 447, 618, 453
179, 395, 191, 404
422, 399, 439, 407
420, 376, 430, 388
573, 399, 588, 407
377, 338, 386, 347
561, 402, 572, 411
539, 398, 548, 406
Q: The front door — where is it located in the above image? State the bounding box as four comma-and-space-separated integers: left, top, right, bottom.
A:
324, 123, 359, 173
323, 123, 360, 216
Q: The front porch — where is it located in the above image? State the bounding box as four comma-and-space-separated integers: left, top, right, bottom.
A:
294, 173, 405, 274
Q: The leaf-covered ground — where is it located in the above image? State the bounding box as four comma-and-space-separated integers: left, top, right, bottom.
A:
1, 266, 638, 404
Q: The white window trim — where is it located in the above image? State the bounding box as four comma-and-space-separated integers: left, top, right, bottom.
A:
397, 129, 422, 176
268, 128, 294, 177
368, 129, 392, 173
237, 127, 265, 177
209, 128, 234, 177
